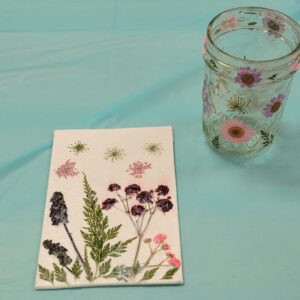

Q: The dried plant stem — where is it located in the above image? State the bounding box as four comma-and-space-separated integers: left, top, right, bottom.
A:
63, 223, 84, 266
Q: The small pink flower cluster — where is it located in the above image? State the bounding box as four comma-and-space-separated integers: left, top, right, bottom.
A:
144, 233, 181, 268
55, 159, 79, 179
127, 161, 152, 178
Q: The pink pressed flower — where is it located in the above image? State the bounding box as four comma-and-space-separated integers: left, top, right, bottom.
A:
166, 252, 175, 258
161, 243, 171, 251
143, 238, 152, 244
290, 62, 300, 72
221, 119, 254, 144
262, 15, 285, 38
262, 94, 285, 117
127, 161, 151, 178
221, 16, 238, 29
153, 233, 167, 244
55, 159, 79, 178
235, 67, 262, 88
168, 256, 181, 268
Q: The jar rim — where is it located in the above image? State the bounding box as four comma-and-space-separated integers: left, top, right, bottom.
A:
206, 6, 300, 65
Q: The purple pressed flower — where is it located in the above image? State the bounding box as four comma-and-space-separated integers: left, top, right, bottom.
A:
125, 184, 141, 196
263, 94, 285, 117
262, 15, 285, 38
108, 183, 121, 192
49, 192, 68, 225
156, 199, 173, 212
55, 159, 79, 178
43, 239, 72, 266
136, 191, 153, 204
102, 198, 118, 210
131, 205, 145, 216
234, 67, 262, 88
155, 185, 169, 196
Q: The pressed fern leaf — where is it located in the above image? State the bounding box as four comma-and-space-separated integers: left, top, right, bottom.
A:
99, 259, 111, 276
71, 259, 82, 279
81, 174, 136, 265
38, 265, 54, 284
260, 130, 274, 146
161, 267, 179, 280
140, 267, 159, 282
53, 263, 68, 284
83, 246, 93, 282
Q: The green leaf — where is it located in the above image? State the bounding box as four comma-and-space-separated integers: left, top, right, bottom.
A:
260, 130, 274, 147
103, 265, 133, 282
212, 136, 220, 149
105, 225, 121, 241
161, 267, 179, 280
38, 265, 54, 284
140, 267, 159, 282
132, 260, 141, 275
83, 247, 93, 282
53, 263, 67, 284
71, 259, 82, 279
99, 259, 111, 276
247, 21, 257, 25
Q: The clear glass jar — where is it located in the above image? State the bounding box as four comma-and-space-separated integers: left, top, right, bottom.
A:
202, 7, 300, 157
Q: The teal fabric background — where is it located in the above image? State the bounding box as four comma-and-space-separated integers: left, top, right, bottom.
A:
1, 0, 300, 299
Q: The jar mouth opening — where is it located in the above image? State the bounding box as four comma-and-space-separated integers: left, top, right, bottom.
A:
206, 6, 300, 65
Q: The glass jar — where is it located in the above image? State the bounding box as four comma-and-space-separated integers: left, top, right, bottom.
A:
202, 7, 300, 157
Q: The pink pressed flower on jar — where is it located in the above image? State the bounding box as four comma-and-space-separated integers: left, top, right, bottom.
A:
153, 233, 167, 244
221, 16, 238, 29
221, 119, 254, 144
168, 256, 181, 268
234, 67, 262, 88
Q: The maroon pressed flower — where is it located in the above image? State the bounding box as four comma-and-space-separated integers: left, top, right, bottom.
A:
125, 184, 141, 196
131, 205, 145, 216
102, 198, 118, 210
136, 191, 153, 204
108, 183, 121, 192
155, 185, 169, 196
156, 199, 173, 212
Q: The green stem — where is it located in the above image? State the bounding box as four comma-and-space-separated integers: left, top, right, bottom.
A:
132, 234, 142, 267
63, 223, 84, 266
93, 263, 99, 280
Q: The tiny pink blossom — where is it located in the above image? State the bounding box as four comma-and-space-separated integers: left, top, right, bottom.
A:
55, 159, 79, 178
221, 16, 238, 29
168, 256, 181, 268
127, 161, 152, 178
166, 252, 175, 258
153, 233, 167, 244
161, 243, 171, 251
290, 62, 300, 72
143, 238, 152, 244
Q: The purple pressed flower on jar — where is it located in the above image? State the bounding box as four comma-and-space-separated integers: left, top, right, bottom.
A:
263, 94, 285, 117
131, 205, 145, 216
235, 67, 262, 88
262, 15, 285, 38
102, 198, 118, 210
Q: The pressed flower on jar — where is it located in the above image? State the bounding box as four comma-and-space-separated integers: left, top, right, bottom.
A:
262, 94, 285, 117
221, 15, 238, 29
221, 119, 254, 144
202, 80, 213, 115
235, 67, 262, 88
262, 14, 285, 38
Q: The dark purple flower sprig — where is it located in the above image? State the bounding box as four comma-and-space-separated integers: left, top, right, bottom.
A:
48, 191, 84, 266
102, 182, 174, 267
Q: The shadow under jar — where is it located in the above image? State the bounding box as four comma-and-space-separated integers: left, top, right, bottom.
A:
202, 7, 300, 157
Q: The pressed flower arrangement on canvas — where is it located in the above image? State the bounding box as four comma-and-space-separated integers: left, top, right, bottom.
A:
36, 127, 183, 288
202, 8, 300, 156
